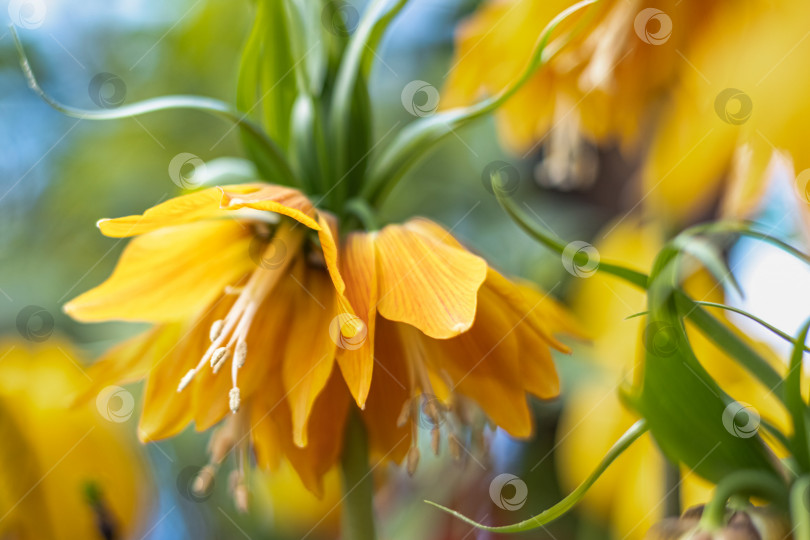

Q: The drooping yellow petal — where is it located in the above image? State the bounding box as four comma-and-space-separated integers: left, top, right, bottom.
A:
219, 183, 321, 231
484, 269, 572, 351
361, 318, 411, 464
514, 315, 560, 400
422, 286, 534, 438
74, 327, 159, 404
65, 219, 254, 323
374, 221, 487, 339
97, 183, 261, 238
138, 321, 210, 441
282, 263, 339, 448
252, 369, 349, 497
336, 232, 377, 408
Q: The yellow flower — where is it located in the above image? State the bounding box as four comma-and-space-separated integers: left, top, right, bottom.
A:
65, 183, 577, 496
556, 218, 790, 540
0, 338, 150, 540
444, 0, 810, 223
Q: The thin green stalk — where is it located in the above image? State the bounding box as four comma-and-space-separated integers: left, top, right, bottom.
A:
341, 411, 377, 540
344, 198, 380, 231
426, 420, 648, 533
11, 25, 298, 187
699, 471, 788, 530
786, 319, 810, 472
364, 0, 599, 207
690, 302, 810, 353
790, 476, 810, 540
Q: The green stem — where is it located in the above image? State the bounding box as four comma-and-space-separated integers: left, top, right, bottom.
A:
426, 420, 648, 533
790, 476, 810, 540
786, 319, 810, 472
699, 471, 789, 530
341, 411, 377, 540
663, 462, 681, 518
364, 0, 599, 207
344, 198, 380, 231
11, 25, 298, 187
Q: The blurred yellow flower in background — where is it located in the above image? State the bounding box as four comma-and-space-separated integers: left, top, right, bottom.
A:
555, 218, 792, 540
444, 0, 810, 224
65, 183, 578, 498
0, 339, 150, 540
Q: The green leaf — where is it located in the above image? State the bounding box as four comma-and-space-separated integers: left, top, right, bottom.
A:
12, 25, 297, 187
674, 234, 743, 297
786, 319, 810, 471
677, 293, 784, 394
790, 476, 810, 539
363, 0, 599, 206
237, 0, 300, 151
492, 182, 649, 288
329, 0, 408, 201
692, 301, 810, 353
426, 420, 648, 533
635, 246, 781, 485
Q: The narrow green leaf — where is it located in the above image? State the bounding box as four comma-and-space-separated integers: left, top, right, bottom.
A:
674, 235, 743, 297
786, 319, 810, 471
12, 26, 297, 186
693, 301, 810, 353
790, 476, 810, 539
363, 0, 599, 206
676, 293, 784, 396
329, 0, 408, 199
492, 183, 649, 288
426, 420, 648, 533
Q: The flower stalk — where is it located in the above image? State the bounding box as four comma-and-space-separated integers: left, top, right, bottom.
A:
340, 411, 377, 540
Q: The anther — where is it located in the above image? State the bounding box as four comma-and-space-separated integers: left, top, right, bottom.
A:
407, 446, 420, 476
209, 320, 225, 342
229, 387, 241, 413
397, 400, 412, 428
192, 464, 216, 496
211, 347, 230, 373
235, 340, 247, 369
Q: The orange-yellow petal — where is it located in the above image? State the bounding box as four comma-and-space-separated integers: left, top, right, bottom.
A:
374, 221, 487, 339
219, 184, 320, 231
65, 219, 254, 323
97, 183, 261, 238
421, 285, 534, 438
336, 232, 377, 408
251, 369, 350, 497
361, 318, 411, 464
282, 263, 339, 448
137, 322, 208, 441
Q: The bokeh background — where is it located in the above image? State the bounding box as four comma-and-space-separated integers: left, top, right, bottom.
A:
2, 0, 809, 539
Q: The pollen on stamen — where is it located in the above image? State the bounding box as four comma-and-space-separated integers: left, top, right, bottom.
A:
209, 320, 225, 342
211, 347, 230, 373
235, 340, 247, 369
177, 369, 196, 392
229, 387, 241, 413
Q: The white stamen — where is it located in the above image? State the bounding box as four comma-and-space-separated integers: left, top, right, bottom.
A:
235, 340, 247, 369
229, 387, 241, 413
211, 347, 230, 371
212, 349, 230, 374
177, 369, 196, 392
209, 320, 225, 342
